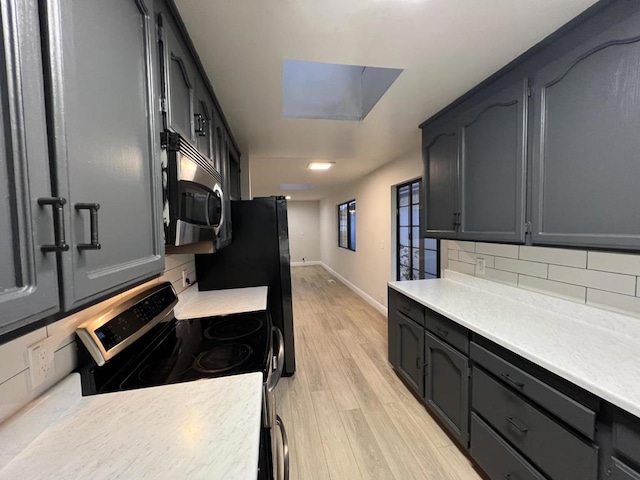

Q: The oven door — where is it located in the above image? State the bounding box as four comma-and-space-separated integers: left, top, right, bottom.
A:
265, 326, 289, 480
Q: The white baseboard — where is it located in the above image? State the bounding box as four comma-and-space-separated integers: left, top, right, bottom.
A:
290, 260, 321, 267
317, 262, 388, 316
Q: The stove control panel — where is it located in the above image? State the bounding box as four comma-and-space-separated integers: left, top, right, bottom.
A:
76, 282, 178, 366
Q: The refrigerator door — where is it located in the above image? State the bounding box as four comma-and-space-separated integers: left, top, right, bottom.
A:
195, 197, 296, 375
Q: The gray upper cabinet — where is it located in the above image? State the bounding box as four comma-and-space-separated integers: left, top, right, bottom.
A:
424, 331, 469, 447
531, 12, 640, 250
422, 121, 458, 238
159, 11, 195, 143
0, 0, 60, 334
42, 0, 164, 310
194, 77, 214, 161
458, 79, 528, 243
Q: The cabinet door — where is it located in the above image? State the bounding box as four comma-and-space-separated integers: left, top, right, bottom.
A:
422, 122, 458, 238
43, 0, 164, 310
424, 331, 469, 446
387, 289, 400, 367
0, 0, 60, 334
531, 13, 640, 250
395, 313, 425, 396
159, 12, 195, 142
194, 77, 214, 161
458, 79, 528, 243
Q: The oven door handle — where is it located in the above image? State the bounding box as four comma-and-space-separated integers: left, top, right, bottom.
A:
267, 327, 285, 393
276, 414, 290, 480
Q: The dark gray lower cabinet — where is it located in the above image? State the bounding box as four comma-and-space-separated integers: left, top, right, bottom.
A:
424, 331, 469, 446
473, 367, 598, 480
610, 459, 640, 480
470, 413, 545, 480
395, 314, 425, 396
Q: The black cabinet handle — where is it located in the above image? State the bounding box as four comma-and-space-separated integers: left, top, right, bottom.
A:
452, 212, 457, 227
501, 373, 525, 388
435, 326, 449, 337
194, 113, 206, 136
415, 357, 421, 369
38, 197, 69, 253
505, 416, 529, 433
75, 203, 101, 251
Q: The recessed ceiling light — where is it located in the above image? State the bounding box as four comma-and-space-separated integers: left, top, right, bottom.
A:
307, 162, 334, 171
285, 195, 291, 200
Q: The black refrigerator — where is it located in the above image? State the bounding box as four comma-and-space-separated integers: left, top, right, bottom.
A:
195, 196, 296, 376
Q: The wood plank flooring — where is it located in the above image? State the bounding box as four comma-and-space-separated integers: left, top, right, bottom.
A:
275, 265, 483, 480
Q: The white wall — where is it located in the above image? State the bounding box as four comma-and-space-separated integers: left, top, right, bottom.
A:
319, 148, 422, 309
0, 254, 196, 423
287, 201, 321, 263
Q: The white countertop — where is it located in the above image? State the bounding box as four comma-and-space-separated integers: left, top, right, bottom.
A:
389, 270, 640, 418
0, 372, 263, 480
175, 286, 268, 320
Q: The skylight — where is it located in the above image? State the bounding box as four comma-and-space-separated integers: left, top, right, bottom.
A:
282, 60, 403, 121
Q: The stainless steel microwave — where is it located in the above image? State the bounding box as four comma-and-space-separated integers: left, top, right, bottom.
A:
161, 132, 224, 247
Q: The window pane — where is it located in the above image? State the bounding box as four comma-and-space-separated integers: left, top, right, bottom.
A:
399, 227, 410, 247
412, 205, 420, 228
399, 185, 410, 207
412, 248, 420, 271
423, 273, 437, 280
412, 269, 420, 280
412, 227, 420, 248
424, 238, 437, 250
424, 249, 438, 277
412, 182, 420, 205
399, 269, 410, 281
399, 206, 409, 227
338, 203, 348, 247
399, 246, 410, 268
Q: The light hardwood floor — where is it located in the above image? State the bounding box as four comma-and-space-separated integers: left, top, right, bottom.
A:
275, 265, 483, 480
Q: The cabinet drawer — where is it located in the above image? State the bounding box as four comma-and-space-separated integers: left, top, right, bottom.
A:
395, 292, 425, 326
470, 412, 545, 480
614, 410, 640, 465
611, 458, 640, 480
472, 367, 598, 480
470, 342, 596, 439
425, 308, 468, 354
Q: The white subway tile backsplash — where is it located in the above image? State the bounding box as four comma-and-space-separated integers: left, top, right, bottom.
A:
518, 275, 586, 303
448, 241, 475, 252
458, 251, 495, 269
588, 251, 640, 276
495, 257, 548, 279
548, 265, 636, 295
476, 242, 519, 259
448, 260, 476, 275
519, 246, 587, 268
0, 328, 47, 385
587, 289, 640, 318
448, 249, 459, 261
481, 267, 518, 286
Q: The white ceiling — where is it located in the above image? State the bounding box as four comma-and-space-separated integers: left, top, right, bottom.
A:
175, 0, 598, 200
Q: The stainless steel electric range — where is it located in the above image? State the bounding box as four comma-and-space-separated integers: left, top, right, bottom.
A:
75, 282, 289, 480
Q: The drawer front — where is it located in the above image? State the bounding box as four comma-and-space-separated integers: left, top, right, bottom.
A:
470, 342, 596, 440
472, 367, 598, 480
611, 458, 640, 480
395, 292, 425, 326
614, 410, 640, 466
425, 308, 469, 354
470, 412, 545, 480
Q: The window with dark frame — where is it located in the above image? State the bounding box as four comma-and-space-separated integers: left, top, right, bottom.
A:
397, 179, 439, 280
338, 199, 356, 251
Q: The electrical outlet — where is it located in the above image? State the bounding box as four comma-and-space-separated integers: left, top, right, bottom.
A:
476, 257, 486, 275
27, 338, 56, 389
181, 268, 188, 287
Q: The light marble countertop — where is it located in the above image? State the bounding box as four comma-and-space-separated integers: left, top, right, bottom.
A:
389, 270, 640, 418
0, 372, 263, 480
175, 286, 268, 320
